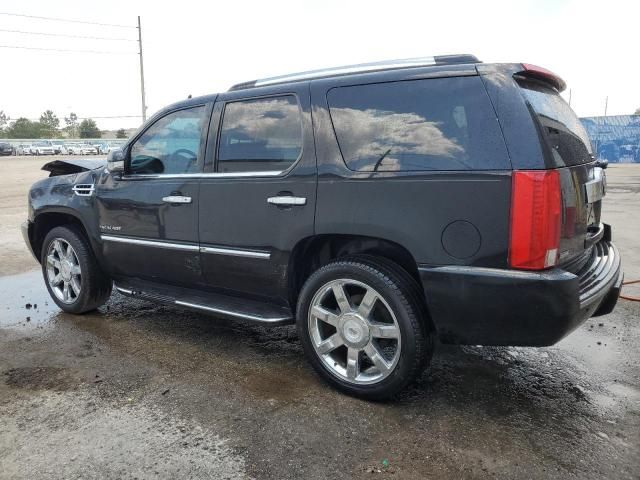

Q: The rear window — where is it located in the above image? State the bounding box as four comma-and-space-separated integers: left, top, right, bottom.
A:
518, 80, 593, 167
327, 76, 510, 171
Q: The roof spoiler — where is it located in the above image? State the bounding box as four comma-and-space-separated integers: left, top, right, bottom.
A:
516, 63, 567, 92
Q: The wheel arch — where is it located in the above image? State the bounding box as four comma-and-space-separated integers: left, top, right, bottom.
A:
31, 209, 95, 263
288, 234, 422, 306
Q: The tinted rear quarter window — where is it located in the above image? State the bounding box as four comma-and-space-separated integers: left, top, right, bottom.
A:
217, 95, 303, 173
327, 76, 510, 171
518, 80, 593, 167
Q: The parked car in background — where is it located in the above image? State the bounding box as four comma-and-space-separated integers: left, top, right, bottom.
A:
49, 140, 67, 155
92, 143, 109, 154
106, 143, 125, 153
0, 142, 14, 156
65, 143, 81, 155
31, 142, 55, 155
67, 143, 97, 155
16, 144, 32, 155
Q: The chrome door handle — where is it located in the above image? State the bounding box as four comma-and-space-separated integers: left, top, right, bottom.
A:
267, 196, 307, 206
162, 195, 192, 204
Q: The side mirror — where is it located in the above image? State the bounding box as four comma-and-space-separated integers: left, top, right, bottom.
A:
107, 148, 125, 174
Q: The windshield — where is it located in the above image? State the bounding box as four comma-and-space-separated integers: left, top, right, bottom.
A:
518, 80, 592, 167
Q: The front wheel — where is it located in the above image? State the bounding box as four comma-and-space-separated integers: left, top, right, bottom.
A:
297, 256, 432, 400
41, 225, 112, 314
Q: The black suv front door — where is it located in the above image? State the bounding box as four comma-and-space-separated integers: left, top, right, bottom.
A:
96, 104, 211, 286
198, 88, 316, 305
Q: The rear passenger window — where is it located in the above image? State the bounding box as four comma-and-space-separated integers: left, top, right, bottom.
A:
327, 76, 510, 171
217, 95, 302, 173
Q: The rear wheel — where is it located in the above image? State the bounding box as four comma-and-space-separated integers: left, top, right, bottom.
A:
297, 256, 431, 400
41, 225, 112, 314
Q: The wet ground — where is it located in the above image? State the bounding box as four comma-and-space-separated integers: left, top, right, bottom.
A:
0, 163, 639, 479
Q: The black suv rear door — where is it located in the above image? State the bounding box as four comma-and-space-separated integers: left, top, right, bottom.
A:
198, 84, 316, 305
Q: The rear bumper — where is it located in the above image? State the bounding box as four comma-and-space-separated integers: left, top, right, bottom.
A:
419, 240, 622, 346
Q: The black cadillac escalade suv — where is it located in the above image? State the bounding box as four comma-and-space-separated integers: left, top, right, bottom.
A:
22, 55, 623, 399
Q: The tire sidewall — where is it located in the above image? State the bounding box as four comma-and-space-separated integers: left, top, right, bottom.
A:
297, 260, 425, 400
41, 226, 98, 314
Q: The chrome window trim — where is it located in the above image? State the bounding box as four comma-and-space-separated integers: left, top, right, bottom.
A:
101, 234, 271, 259
121, 170, 284, 180
199, 246, 270, 259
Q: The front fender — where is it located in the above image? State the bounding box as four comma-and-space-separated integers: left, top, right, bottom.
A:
29, 170, 106, 268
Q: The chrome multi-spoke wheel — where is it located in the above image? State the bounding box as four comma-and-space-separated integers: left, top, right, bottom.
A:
46, 238, 82, 304
309, 278, 402, 385
298, 257, 431, 399
41, 226, 112, 314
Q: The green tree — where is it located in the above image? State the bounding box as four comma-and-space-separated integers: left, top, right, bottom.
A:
635, 107, 640, 115
0, 111, 9, 134
5, 118, 43, 138
39, 110, 60, 138
79, 118, 101, 138
64, 112, 78, 138
115, 128, 127, 139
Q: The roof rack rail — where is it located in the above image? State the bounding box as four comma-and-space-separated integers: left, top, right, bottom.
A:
228, 54, 480, 91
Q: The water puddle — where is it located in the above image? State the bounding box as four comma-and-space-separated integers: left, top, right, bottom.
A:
0, 269, 61, 329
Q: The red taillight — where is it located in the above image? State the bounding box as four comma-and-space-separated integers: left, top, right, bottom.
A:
509, 170, 562, 270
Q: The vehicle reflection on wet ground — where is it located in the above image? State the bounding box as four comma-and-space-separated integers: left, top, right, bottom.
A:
1, 267, 638, 479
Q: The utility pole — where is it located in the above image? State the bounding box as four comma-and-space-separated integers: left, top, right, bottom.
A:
137, 15, 147, 122
568, 89, 572, 107
604, 96, 608, 117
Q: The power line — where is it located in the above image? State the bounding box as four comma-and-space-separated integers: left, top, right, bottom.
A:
0, 44, 135, 54
0, 12, 136, 28
0, 28, 136, 41
79, 115, 142, 119
17, 115, 142, 121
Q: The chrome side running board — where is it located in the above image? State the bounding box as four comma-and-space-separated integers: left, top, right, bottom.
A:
114, 283, 293, 325
174, 300, 289, 323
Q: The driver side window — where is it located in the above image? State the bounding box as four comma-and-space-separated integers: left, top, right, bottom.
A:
129, 106, 205, 175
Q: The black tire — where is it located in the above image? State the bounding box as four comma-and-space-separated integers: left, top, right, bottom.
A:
41, 225, 112, 314
297, 256, 432, 400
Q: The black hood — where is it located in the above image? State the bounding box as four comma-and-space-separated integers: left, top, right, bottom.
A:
42, 158, 106, 177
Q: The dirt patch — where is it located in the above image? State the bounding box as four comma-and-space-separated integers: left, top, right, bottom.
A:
4, 366, 76, 391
